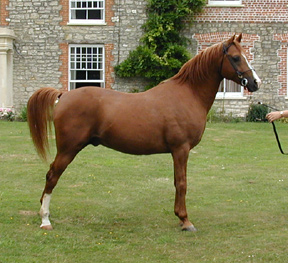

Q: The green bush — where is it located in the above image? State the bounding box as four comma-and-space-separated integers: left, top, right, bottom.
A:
18, 106, 27, 122
246, 104, 268, 122
115, 0, 205, 89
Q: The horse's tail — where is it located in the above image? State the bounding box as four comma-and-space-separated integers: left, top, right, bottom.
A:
27, 87, 65, 161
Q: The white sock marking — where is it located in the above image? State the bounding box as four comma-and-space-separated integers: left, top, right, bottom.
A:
40, 193, 52, 228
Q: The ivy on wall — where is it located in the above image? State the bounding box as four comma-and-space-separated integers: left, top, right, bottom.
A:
114, 0, 205, 89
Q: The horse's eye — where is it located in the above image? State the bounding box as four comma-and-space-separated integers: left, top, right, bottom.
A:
233, 56, 241, 63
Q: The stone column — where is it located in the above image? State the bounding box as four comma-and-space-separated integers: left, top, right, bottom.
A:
0, 28, 15, 108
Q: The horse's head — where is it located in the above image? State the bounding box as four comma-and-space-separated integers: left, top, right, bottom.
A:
220, 34, 260, 92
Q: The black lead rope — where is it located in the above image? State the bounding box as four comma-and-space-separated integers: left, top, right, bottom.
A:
271, 121, 288, 155
259, 102, 288, 155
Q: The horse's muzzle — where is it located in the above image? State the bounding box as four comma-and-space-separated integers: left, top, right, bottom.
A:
246, 77, 261, 92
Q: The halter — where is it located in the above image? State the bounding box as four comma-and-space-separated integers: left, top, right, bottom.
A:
220, 43, 254, 87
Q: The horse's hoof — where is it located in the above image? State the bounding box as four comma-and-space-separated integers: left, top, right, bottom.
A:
182, 225, 197, 232
40, 224, 53, 230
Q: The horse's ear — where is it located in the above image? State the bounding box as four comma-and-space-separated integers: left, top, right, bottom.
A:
226, 34, 236, 45
236, 33, 242, 43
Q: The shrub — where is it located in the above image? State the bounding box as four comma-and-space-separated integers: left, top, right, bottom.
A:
0, 108, 15, 121
246, 104, 268, 122
115, 0, 205, 89
18, 106, 27, 122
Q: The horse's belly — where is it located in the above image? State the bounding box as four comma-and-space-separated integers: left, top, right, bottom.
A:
99, 126, 169, 155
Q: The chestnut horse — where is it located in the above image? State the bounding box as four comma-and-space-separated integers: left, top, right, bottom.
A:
27, 34, 260, 231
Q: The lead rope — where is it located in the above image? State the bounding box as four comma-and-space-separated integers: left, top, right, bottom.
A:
259, 102, 288, 155
271, 122, 288, 155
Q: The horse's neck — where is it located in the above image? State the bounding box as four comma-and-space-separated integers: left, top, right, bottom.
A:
171, 46, 224, 114
160, 76, 222, 115
193, 74, 223, 114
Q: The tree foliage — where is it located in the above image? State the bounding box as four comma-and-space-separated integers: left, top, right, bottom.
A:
114, 0, 205, 89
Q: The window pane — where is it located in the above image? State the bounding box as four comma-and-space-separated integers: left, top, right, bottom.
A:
88, 10, 101, 19
227, 81, 241, 92
76, 10, 86, 19
88, 71, 101, 80
218, 79, 241, 93
75, 82, 102, 88
76, 71, 86, 80
70, 70, 77, 80
71, 10, 76, 19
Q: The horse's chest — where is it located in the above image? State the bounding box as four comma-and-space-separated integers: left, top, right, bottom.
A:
164, 117, 205, 148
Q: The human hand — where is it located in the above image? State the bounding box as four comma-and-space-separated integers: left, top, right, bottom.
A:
266, 111, 282, 123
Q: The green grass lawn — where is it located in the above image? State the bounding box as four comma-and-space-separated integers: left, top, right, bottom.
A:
0, 121, 288, 262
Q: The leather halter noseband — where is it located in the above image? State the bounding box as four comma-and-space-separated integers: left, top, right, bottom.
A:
220, 43, 254, 87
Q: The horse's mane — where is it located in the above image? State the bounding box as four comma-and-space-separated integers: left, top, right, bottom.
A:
171, 40, 244, 85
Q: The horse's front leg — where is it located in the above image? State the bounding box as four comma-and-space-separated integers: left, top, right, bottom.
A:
172, 146, 197, 232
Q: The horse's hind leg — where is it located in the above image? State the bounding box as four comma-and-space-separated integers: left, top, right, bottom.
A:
39, 151, 78, 230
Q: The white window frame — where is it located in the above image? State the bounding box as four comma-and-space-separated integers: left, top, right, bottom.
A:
69, 0, 106, 25
208, 0, 242, 7
69, 44, 105, 90
216, 79, 244, 99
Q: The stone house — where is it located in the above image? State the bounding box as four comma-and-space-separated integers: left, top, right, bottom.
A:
0, 0, 287, 117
